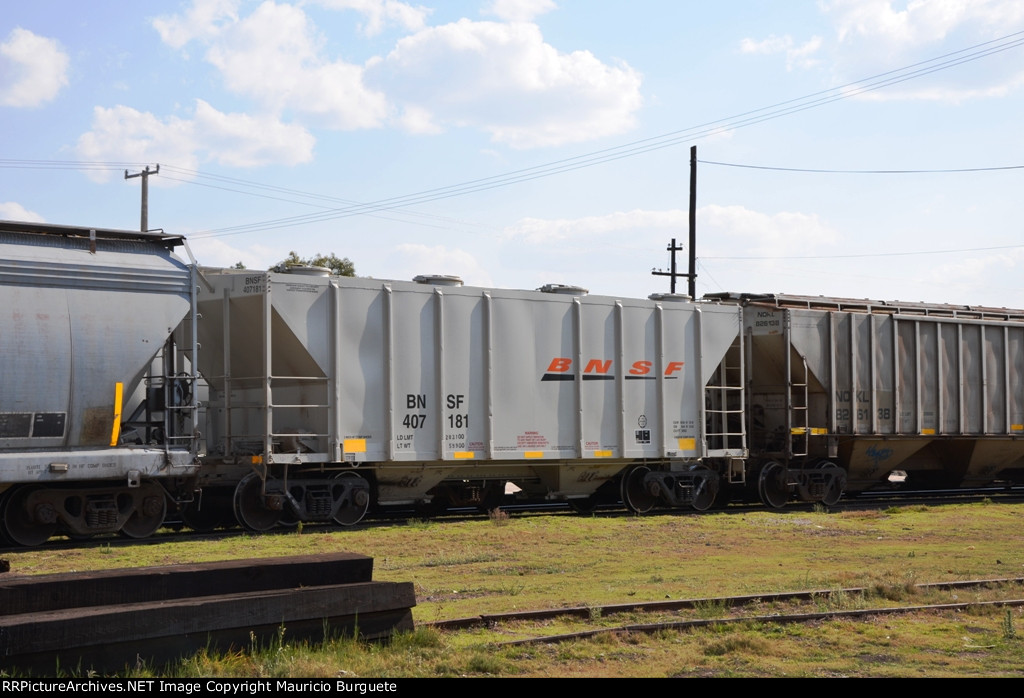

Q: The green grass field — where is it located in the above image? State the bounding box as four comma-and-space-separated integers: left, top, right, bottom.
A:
4, 502, 1024, 677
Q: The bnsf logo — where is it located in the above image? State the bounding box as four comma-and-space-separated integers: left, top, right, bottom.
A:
542, 358, 685, 382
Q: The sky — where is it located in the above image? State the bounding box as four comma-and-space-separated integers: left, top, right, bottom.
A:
2, 0, 1023, 308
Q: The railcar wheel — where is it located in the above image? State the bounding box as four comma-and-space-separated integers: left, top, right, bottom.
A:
819, 462, 846, 507
758, 461, 789, 509
120, 493, 168, 539
621, 465, 657, 514
332, 472, 370, 526
1, 486, 57, 547
567, 495, 598, 514
233, 473, 281, 532
689, 466, 719, 512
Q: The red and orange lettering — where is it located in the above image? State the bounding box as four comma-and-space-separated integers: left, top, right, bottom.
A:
547, 357, 572, 372
665, 361, 685, 376
629, 360, 652, 375
584, 359, 612, 374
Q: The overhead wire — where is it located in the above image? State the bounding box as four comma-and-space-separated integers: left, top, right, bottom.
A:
185, 28, 1024, 237
2, 29, 1023, 239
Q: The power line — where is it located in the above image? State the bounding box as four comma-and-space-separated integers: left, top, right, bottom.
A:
702, 243, 1024, 260
188, 28, 1024, 237
699, 161, 1024, 174
3, 29, 1023, 238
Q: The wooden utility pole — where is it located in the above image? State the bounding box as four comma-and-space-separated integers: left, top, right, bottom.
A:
688, 145, 697, 299
652, 238, 684, 294
124, 164, 159, 231
652, 145, 698, 297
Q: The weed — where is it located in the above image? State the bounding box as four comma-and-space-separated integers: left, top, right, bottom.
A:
99, 543, 112, 555
812, 502, 827, 514
694, 598, 728, 619
488, 507, 510, 526
498, 581, 526, 596
703, 633, 771, 657
295, 521, 303, 534
588, 606, 602, 621
466, 653, 506, 675
1003, 609, 1016, 639
390, 627, 442, 650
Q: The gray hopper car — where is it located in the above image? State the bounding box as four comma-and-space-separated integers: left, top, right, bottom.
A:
0, 221, 199, 545
192, 268, 748, 530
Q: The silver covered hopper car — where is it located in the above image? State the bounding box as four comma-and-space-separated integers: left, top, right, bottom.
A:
0, 221, 199, 545
194, 268, 748, 529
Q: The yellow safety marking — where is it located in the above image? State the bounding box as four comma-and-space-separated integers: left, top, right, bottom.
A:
791, 427, 828, 435
1012, 424, 1024, 432
921, 428, 936, 435
109, 382, 123, 447
593, 450, 613, 457
524, 451, 544, 459
250, 455, 263, 464
344, 438, 367, 453
453, 451, 476, 459
677, 438, 696, 451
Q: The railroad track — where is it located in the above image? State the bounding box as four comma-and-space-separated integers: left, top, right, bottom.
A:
424, 577, 1024, 645
3, 487, 1023, 553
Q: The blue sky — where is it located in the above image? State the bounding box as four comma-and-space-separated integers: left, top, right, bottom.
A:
2, 0, 1023, 307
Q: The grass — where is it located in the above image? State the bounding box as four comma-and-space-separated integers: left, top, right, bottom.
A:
3, 501, 1024, 676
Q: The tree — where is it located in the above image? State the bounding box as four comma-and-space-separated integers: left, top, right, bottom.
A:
273, 251, 355, 277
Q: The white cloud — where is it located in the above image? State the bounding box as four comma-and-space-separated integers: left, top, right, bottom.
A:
391, 243, 494, 287
504, 209, 687, 244
76, 105, 198, 182
372, 19, 642, 148
739, 34, 822, 71
824, 0, 1024, 45
821, 0, 1024, 100
193, 99, 315, 167
188, 237, 282, 270
843, 71, 1024, 102
75, 101, 314, 181
0, 202, 45, 222
152, 0, 240, 48
153, 2, 639, 147
699, 204, 838, 257
742, 2, 1024, 100
310, 0, 430, 36
483, 0, 557, 23
200, 1, 389, 129
915, 248, 1024, 301
0, 28, 69, 107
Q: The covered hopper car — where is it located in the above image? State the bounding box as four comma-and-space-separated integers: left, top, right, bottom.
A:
4, 219, 1024, 545
0, 221, 199, 545
190, 267, 747, 530
710, 292, 1024, 507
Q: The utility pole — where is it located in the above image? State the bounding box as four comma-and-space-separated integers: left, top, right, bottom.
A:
652, 145, 698, 297
124, 164, 159, 232
651, 238, 684, 294
687, 145, 697, 299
